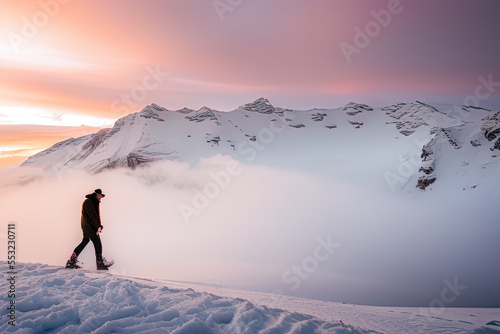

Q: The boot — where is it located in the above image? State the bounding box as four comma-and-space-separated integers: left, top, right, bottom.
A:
65, 253, 81, 269
96, 254, 113, 270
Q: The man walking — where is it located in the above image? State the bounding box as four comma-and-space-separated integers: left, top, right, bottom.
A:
66, 189, 113, 270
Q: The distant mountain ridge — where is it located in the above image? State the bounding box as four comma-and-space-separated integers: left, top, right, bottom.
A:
21, 98, 500, 191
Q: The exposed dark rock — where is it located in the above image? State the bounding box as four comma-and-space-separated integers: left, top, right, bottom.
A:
140, 106, 165, 121
343, 103, 371, 129
241, 97, 276, 114
151, 103, 165, 112
416, 133, 440, 190
127, 153, 150, 169
493, 138, 500, 151
382, 101, 453, 136
417, 177, 436, 190
470, 139, 481, 147
206, 135, 220, 146
481, 111, 500, 141
176, 107, 194, 114
185, 107, 217, 122
440, 127, 463, 149
418, 166, 434, 175
343, 102, 373, 115
348, 121, 363, 129
311, 112, 327, 122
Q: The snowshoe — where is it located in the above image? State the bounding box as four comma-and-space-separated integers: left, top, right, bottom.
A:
65, 257, 81, 269
96, 257, 114, 270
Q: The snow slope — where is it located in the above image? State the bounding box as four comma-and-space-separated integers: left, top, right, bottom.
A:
1, 262, 499, 334
0, 262, 373, 333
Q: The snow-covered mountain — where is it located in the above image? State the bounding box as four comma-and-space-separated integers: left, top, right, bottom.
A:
21, 98, 499, 191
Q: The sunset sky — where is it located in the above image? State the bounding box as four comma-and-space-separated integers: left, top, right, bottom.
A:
1, 0, 500, 166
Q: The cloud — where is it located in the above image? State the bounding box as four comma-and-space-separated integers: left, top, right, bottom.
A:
2, 0, 500, 119
0, 156, 498, 307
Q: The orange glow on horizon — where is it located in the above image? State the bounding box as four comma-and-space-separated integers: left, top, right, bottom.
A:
0, 125, 109, 167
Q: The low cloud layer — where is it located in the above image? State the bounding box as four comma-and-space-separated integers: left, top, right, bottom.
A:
1, 156, 499, 307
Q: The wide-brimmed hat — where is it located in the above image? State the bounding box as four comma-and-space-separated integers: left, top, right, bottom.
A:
94, 189, 105, 197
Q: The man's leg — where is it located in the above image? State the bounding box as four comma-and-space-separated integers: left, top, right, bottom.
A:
89, 234, 103, 257
90, 234, 112, 270
66, 236, 90, 268
73, 236, 91, 257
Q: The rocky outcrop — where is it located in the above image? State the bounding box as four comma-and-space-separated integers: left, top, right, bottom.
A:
241, 97, 276, 114
440, 126, 464, 149
140, 105, 165, 121
311, 112, 327, 122
185, 107, 218, 122
382, 101, 456, 136
343, 102, 373, 115
416, 134, 439, 190
415, 126, 463, 189
206, 134, 221, 146
343, 102, 372, 129
176, 107, 195, 114
469, 110, 500, 150
494, 138, 500, 150
482, 111, 500, 141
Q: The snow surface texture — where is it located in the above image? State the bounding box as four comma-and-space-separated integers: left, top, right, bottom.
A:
1, 263, 376, 334
1, 263, 499, 334
20, 98, 500, 191
1, 263, 500, 334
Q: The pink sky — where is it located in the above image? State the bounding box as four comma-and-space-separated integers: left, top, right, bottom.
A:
1, 0, 499, 165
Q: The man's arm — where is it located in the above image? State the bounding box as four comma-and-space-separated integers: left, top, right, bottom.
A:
83, 199, 101, 230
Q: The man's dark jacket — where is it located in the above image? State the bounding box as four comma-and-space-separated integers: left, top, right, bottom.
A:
81, 193, 102, 237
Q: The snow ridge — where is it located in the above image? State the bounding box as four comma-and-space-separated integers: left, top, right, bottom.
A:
382, 101, 458, 136
0, 262, 373, 334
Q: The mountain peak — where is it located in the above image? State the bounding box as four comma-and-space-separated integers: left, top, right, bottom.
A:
241, 97, 275, 114
176, 107, 194, 114
343, 102, 373, 114
196, 106, 214, 113
185, 106, 217, 122
138, 105, 165, 122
